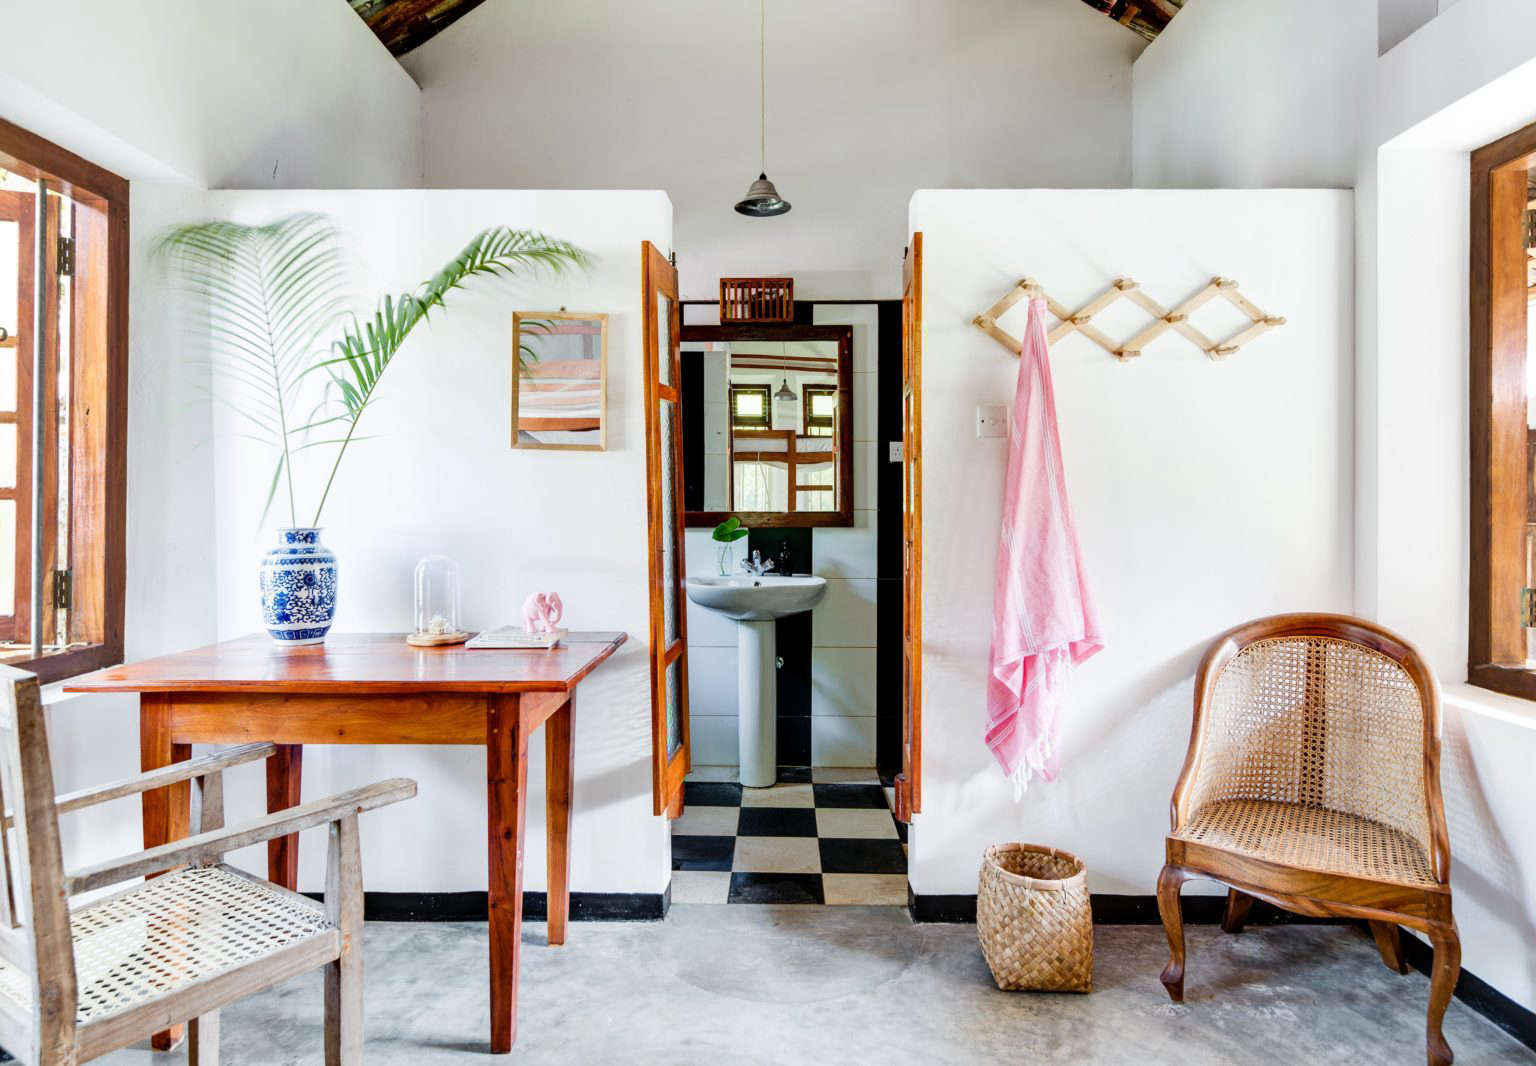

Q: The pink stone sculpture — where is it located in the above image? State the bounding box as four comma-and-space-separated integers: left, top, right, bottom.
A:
522, 592, 564, 635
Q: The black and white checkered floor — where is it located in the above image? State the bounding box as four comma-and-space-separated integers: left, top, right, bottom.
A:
670, 767, 908, 905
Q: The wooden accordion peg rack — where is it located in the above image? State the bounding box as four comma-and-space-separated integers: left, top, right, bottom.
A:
972, 276, 1285, 361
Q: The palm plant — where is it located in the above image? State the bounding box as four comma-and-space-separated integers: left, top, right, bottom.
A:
160, 215, 588, 526
157, 213, 347, 527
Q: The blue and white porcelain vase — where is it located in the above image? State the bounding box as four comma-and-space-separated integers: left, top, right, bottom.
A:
260, 528, 338, 645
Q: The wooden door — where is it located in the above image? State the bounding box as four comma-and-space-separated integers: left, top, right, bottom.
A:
642, 241, 691, 817
896, 233, 923, 821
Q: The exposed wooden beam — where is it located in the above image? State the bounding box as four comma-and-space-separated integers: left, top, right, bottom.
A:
349, 0, 489, 57
1077, 0, 1183, 41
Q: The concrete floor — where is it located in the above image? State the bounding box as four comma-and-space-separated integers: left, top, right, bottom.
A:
97, 907, 1531, 1065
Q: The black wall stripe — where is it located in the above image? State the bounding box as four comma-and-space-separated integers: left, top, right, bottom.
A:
874, 299, 904, 777
681, 350, 704, 512
908, 890, 1349, 926
304, 890, 669, 923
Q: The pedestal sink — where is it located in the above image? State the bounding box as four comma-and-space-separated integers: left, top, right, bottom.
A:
685, 574, 828, 787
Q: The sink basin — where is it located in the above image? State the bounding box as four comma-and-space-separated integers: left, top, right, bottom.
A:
685, 574, 829, 787
684, 575, 827, 621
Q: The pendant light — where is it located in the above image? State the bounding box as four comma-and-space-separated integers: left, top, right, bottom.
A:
734, 0, 791, 217
773, 377, 798, 429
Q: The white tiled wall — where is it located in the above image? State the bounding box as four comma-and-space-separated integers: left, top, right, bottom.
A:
683, 302, 882, 768
810, 303, 880, 766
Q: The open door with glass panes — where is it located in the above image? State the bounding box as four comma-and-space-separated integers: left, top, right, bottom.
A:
896, 232, 923, 821
642, 240, 691, 817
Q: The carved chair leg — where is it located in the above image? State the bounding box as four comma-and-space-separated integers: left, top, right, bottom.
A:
1369, 920, 1409, 974
1426, 922, 1460, 1066
1156, 864, 1190, 1002
1220, 888, 1254, 934
188, 1010, 220, 1066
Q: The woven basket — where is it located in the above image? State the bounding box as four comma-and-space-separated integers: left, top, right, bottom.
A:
977, 843, 1093, 992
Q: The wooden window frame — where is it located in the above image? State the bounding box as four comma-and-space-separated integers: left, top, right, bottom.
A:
802, 383, 836, 437
0, 119, 128, 684
729, 383, 771, 431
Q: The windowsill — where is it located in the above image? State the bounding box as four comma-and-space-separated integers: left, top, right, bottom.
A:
1443, 680, 1536, 731
2, 642, 121, 686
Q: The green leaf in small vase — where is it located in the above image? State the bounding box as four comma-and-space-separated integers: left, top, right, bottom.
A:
713, 517, 749, 543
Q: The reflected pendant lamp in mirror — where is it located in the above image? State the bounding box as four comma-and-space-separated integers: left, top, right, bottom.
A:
735, 0, 790, 217
773, 377, 797, 429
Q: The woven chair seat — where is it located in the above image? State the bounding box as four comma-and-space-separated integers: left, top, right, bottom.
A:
1173, 798, 1437, 888
0, 865, 334, 1024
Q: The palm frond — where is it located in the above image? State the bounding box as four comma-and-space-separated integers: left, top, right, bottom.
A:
308, 227, 588, 524
157, 213, 349, 526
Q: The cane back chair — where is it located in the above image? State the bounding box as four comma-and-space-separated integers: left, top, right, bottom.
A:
0, 665, 416, 1064
1157, 614, 1458, 1066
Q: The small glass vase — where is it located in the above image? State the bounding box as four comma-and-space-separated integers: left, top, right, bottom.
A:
716, 541, 734, 576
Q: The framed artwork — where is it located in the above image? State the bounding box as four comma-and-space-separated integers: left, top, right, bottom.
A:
511, 311, 608, 450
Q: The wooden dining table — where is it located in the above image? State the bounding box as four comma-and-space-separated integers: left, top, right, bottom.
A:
65, 630, 627, 1054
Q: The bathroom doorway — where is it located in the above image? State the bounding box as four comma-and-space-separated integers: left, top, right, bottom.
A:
643, 252, 918, 905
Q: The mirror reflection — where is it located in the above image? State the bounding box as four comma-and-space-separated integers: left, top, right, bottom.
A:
681, 326, 852, 527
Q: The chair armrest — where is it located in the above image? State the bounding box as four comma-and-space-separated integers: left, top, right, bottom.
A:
5, 742, 277, 829
65, 777, 417, 894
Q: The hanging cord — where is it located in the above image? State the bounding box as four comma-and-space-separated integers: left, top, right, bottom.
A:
759, 0, 766, 174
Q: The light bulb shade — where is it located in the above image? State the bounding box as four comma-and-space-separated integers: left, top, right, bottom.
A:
773, 378, 798, 430
734, 173, 791, 217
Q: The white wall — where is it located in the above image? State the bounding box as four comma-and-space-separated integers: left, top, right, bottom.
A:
402, 0, 1144, 301
0, 0, 422, 189
1131, 0, 1374, 189
199, 189, 672, 896
1364, 46, 1536, 1015
1133, 0, 1536, 1014
1379, 0, 1438, 54
908, 188, 1354, 897
2, 5, 426, 886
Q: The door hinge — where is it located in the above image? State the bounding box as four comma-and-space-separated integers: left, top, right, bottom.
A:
668, 249, 677, 267
1522, 588, 1536, 628
56, 236, 74, 277
51, 569, 72, 610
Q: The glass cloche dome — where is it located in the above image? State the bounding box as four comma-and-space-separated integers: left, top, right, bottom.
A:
410, 555, 465, 644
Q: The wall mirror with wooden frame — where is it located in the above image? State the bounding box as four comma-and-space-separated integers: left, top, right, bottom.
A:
679, 324, 853, 528
510, 311, 607, 451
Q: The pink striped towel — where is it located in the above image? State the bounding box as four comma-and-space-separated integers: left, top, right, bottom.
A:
986, 296, 1103, 794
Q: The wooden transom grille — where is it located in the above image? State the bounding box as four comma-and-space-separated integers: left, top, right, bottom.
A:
0, 865, 334, 1021
973, 276, 1285, 361
720, 277, 794, 323
1175, 636, 1436, 887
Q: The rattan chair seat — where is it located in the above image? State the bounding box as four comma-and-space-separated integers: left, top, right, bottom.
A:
1174, 798, 1437, 888
0, 865, 334, 1024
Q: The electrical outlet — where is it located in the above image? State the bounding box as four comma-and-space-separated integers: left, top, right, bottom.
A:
976, 403, 1007, 438
888, 441, 903, 462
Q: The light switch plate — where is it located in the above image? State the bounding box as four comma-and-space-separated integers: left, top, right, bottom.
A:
976, 403, 1007, 438
888, 441, 903, 462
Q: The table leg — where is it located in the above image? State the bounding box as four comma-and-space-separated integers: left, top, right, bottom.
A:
266, 743, 303, 891
545, 692, 575, 946
141, 694, 189, 1051
487, 694, 528, 1054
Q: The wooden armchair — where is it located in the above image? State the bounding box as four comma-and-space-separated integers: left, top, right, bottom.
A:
1157, 614, 1458, 1066
0, 665, 416, 1065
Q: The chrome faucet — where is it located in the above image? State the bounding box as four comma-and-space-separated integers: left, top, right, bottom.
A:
741, 550, 776, 576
